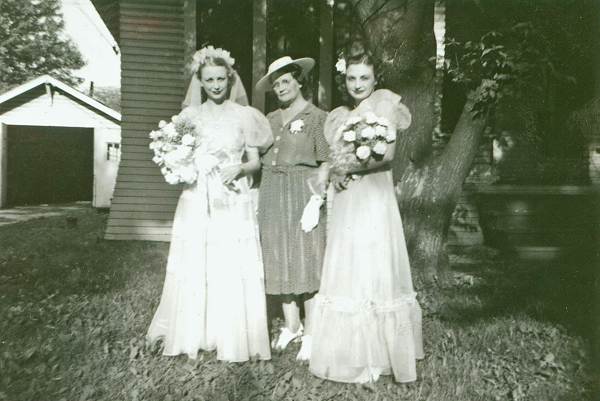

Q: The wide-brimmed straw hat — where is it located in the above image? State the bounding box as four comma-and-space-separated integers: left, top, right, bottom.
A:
255, 56, 315, 92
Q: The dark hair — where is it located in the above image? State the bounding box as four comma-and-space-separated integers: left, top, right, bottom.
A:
334, 39, 382, 106
344, 40, 380, 78
195, 56, 236, 92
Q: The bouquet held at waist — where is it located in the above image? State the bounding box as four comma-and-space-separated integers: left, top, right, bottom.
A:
148, 114, 199, 185
329, 111, 396, 176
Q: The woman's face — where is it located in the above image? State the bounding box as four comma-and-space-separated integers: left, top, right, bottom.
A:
200, 65, 229, 103
345, 63, 376, 104
271, 72, 303, 106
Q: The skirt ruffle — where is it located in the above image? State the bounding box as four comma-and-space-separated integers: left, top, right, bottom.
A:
309, 293, 424, 383
309, 169, 423, 383
147, 179, 271, 362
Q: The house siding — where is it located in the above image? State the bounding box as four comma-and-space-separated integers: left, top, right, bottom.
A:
104, 0, 185, 241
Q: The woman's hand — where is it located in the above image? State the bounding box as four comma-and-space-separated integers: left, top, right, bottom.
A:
314, 178, 329, 195
220, 164, 243, 185
330, 174, 350, 191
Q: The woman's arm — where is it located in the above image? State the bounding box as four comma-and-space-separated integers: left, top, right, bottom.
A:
241, 147, 261, 175
311, 161, 331, 196
220, 147, 261, 185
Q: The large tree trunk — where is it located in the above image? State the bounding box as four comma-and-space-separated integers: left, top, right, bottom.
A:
350, 0, 488, 283
398, 95, 486, 282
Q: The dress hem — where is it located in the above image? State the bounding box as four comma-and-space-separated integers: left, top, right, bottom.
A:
309, 370, 418, 384
266, 286, 321, 296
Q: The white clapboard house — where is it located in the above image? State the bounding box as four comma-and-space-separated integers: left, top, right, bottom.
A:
0, 75, 121, 208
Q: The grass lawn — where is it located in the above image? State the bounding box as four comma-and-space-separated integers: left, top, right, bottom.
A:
0, 206, 596, 401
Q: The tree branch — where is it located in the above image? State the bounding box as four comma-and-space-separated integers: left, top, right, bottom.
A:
437, 89, 488, 198
361, 0, 394, 26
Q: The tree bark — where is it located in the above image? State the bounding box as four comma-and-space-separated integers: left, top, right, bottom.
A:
351, 0, 437, 172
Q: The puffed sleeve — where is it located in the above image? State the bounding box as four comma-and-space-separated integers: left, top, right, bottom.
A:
323, 106, 350, 145
241, 106, 274, 154
312, 109, 330, 162
369, 89, 411, 130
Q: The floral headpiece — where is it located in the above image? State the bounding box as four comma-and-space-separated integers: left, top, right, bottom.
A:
190, 46, 235, 73
335, 53, 346, 75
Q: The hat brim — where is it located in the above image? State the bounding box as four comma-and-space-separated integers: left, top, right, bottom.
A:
255, 57, 315, 93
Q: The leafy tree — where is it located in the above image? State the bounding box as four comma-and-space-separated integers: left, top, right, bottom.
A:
0, 0, 85, 92
446, 0, 593, 184
93, 86, 121, 112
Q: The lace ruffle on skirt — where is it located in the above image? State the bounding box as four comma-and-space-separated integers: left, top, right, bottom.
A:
310, 293, 423, 383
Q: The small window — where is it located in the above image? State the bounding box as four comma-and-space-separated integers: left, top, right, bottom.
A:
107, 142, 120, 161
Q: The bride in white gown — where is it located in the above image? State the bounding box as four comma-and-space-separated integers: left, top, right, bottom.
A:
147, 47, 273, 362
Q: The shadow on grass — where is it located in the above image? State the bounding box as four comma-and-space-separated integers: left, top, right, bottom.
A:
443, 247, 596, 339
1, 207, 596, 401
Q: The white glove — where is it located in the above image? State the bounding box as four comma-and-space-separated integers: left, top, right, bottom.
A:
301, 195, 324, 233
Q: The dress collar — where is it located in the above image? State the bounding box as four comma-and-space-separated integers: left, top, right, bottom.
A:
278, 101, 313, 126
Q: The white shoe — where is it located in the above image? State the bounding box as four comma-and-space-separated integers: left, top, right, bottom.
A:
271, 324, 303, 350
295, 335, 312, 361
355, 367, 382, 383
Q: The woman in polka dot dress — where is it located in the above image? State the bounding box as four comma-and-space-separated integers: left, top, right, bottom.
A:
255, 56, 330, 361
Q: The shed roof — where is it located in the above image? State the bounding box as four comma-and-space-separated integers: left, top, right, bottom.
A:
90, 0, 120, 44
0, 75, 121, 122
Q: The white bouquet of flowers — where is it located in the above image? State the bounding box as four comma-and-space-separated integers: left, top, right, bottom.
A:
330, 111, 396, 175
149, 114, 199, 185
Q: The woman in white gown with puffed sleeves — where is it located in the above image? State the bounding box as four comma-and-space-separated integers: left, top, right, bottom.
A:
147, 46, 273, 362
309, 46, 424, 383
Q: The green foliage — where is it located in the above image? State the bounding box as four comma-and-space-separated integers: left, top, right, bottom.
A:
448, 23, 570, 118
570, 96, 600, 140
0, 0, 84, 92
442, 0, 595, 184
446, 0, 595, 118
267, 0, 320, 58
0, 208, 594, 400
93, 87, 121, 112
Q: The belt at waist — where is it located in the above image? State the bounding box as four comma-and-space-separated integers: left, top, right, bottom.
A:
262, 164, 317, 174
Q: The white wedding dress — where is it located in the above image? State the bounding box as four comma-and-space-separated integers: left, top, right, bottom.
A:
147, 101, 273, 362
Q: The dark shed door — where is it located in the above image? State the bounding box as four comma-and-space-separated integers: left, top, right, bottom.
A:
7, 126, 93, 206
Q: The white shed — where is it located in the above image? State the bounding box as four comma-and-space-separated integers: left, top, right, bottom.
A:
0, 75, 121, 208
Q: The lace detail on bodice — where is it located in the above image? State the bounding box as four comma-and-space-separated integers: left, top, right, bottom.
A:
190, 107, 246, 167
180, 101, 273, 168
